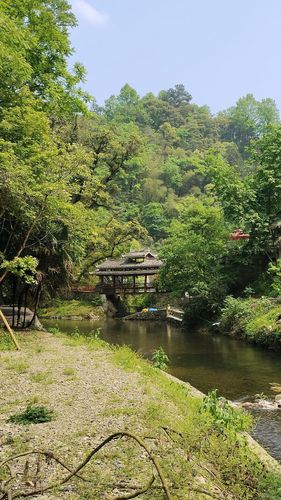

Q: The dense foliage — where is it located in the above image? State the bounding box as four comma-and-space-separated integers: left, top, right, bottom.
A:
220, 296, 281, 348
0, 0, 280, 312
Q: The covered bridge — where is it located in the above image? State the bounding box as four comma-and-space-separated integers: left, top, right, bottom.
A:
95, 250, 163, 295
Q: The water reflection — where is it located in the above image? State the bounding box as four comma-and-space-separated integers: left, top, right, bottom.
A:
43, 318, 281, 460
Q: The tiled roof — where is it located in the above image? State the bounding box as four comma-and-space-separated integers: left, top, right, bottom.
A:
96, 254, 162, 273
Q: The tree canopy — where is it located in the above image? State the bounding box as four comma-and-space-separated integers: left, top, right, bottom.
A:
0, 0, 280, 308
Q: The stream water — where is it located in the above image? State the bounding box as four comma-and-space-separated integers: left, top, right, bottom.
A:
43, 318, 281, 461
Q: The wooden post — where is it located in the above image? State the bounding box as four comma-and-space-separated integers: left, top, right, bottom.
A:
144, 275, 147, 292
0, 309, 20, 350
166, 304, 170, 319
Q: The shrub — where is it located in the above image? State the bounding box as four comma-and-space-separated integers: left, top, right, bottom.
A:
0, 330, 14, 351
152, 346, 169, 370
220, 296, 281, 347
268, 259, 281, 297
47, 326, 61, 335
70, 326, 80, 338
200, 389, 252, 434
89, 327, 101, 339
220, 296, 250, 333
8, 405, 54, 425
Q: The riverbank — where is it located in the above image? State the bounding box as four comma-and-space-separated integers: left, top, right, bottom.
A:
1, 330, 281, 498
39, 299, 105, 321
219, 296, 281, 350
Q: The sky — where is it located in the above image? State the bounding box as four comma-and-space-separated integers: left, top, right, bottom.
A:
69, 0, 281, 114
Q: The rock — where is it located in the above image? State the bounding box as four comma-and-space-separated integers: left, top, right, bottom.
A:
275, 395, 281, 408
241, 399, 280, 410
0, 305, 43, 329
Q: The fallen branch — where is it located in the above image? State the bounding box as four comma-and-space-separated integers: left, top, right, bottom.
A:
111, 475, 155, 499
0, 432, 172, 500
0, 450, 87, 482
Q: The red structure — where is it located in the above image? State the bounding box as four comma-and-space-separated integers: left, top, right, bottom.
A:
229, 229, 250, 241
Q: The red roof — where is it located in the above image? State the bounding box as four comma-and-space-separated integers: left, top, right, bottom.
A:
230, 229, 250, 240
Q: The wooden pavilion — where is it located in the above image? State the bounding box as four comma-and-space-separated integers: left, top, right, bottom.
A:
95, 250, 163, 295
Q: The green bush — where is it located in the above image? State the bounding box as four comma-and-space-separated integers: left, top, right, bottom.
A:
220, 296, 250, 333
200, 389, 252, 434
47, 326, 61, 335
268, 259, 281, 297
90, 294, 103, 306
0, 330, 14, 351
8, 405, 54, 425
152, 346, 169, 370
89, 327, 102, 339
220, 296, 281, 347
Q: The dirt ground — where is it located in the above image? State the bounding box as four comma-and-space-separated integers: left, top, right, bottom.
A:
0, 331, 280, 499
0, 332, 197, 499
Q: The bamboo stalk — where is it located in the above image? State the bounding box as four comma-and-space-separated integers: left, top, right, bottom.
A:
0, 309, 20, 350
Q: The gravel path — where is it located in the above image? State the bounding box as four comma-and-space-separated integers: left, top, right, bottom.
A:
0, 332, 194, 499
1, 331, 279, 499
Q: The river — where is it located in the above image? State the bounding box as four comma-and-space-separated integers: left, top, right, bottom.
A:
43, 318, 281, 462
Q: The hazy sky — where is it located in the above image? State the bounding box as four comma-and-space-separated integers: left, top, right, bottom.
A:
69, 0, 281, 113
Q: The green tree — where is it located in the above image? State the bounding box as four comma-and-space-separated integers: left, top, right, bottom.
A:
218, 94, 279, 156
142, 92, 185, 130
104, 84, 147, 125
0, 0, 89, 118
141, 203, 168, 240
247, 125, 281, 259
159, 84, 192, 108
160, 196, 229, 307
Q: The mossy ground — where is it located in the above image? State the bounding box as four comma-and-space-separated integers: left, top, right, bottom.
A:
0, 331, 281, 498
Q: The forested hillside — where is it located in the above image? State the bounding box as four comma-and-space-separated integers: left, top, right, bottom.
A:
0, 0, 280, 316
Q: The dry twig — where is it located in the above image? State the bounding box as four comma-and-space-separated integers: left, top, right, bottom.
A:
0, 432, 172, 500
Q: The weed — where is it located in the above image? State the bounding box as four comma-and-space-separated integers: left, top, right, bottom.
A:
220, 296, 281, 347
254, 392, 268, 401
89, 327, 101, 339
8, 405, 54, 425
34, 345, 44, 353
102, 406, 137, 417
200, 389, 252, 433
28, 394, 42, 405
48, 326, 61, 335
31, 371, 54, 384
152, 346, 169, 370
63, 367, 77, 377
70, 326, 80, 338
0, 330, 14, 351
6, 360, 29, 373
112, 345, 142, 371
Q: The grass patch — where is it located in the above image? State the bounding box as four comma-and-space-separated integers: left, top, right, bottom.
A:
47, 326, 61, 335
102, 406, 137, 418
111, 345, 144, 371
5, 359, 29, 373
39, 299, 102, 319
63, 366, 77, 377
30, 370, 54, 384
220, 296, 281, 348
8, 405, 54, 425
0, 329, 15, 351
